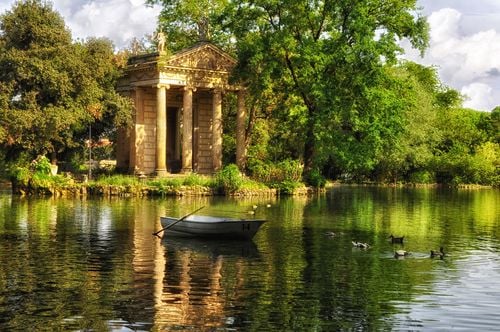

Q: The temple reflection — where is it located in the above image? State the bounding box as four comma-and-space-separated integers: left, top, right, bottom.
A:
154, 237, 259, 330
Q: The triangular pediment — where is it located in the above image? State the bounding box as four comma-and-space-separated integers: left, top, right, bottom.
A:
165, 42, 237, 72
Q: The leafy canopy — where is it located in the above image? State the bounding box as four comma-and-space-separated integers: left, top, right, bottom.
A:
221, 0, 429, 177
0, 0, 132, 167
146, 0, 232, 52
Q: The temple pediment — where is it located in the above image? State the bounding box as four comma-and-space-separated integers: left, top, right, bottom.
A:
120, 41, 240, 90
164, 42, 237, 72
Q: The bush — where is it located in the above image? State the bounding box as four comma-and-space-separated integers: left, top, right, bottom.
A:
432, 142, 500, 186
278, 180, 302, 194
31, 156, 52, 175
305, 168, 326, 188
10, 155, 73, 191
214, 164, 243, 194
248, 159, 303, 184
408, 170, 435, 184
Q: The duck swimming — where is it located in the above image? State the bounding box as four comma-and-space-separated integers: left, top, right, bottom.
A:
389, 234, 404, 244
352, 241, 370, 249
430, 247, 445, 259
394, 249, 410, 258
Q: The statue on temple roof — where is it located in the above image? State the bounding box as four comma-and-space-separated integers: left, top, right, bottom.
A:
155, 30, 166, 53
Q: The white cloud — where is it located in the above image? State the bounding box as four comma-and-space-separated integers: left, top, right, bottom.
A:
62, 0, 160, 49
428, 8, 461, 43
1, 0, 160, 49
462, 83, 494, 111
404, 7, 500, 111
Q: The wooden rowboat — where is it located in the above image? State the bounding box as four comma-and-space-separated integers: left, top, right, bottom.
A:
159, 215, 266, 239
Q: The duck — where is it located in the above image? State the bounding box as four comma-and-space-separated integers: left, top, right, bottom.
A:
389, 234, 404, 244
430, 247, 445, 259
325, 231, 336, 237
352, 241, 370, 249
394, 249, 410, 258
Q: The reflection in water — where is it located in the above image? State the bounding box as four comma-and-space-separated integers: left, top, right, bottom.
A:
0, 188, 499, 330
155, 237, 260, 330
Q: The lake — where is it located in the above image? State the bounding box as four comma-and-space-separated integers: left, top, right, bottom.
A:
0, 186, 499, 331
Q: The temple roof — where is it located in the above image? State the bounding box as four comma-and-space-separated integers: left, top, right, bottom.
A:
165, 41, 236, 72
122, 41, 239, 90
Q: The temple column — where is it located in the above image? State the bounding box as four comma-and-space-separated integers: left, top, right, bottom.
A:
236, 90, 247, 170
212, 89, 223, 172
155, 84, 169, 177
182, 86, 194, 173
129, 87, 141, 173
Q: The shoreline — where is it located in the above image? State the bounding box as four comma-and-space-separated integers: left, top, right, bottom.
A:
2, 179, 495, 198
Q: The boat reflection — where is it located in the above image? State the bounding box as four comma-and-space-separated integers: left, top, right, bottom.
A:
163, 237, 260, 259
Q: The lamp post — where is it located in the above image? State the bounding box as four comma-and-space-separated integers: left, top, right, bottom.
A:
88, 125, 92, 181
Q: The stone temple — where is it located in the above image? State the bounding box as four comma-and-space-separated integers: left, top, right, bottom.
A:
116, 42, 248, 176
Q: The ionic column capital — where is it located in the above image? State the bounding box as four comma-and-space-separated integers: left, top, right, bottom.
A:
154, 84, 170, 90
184, 85, 197, 92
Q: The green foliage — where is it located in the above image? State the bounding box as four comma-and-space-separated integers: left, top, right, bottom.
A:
487, 107, 500, 143
223, 0, 429, 178
408, 171, 435, 184
369, 62, 442, 183
278, 180, 303, 195
91, 175, 140, 186
248, 159, 302, 183
145, 0, 232, 52
214, 164, 244, 194
144, 173, 214, 190
0, 0, 132, 168
305, 169, 326, 188
11, 154, 73, 190
31, 155, 52, 175
432, 142, 500, 186
11, 166, 31, 186
181, 173, 212, 186
247, 159, 307, 192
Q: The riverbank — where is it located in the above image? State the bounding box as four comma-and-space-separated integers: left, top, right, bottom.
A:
7, 173, 326, 197
5, 168, 495, 198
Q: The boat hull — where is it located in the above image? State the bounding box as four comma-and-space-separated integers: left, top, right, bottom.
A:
159, 215, 266, 240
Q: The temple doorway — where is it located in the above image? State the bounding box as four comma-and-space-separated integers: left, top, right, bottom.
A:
166, 107, 181, 173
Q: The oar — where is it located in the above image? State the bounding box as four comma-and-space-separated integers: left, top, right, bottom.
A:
152, 206, 205, 237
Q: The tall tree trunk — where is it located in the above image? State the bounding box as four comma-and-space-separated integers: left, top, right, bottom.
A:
303, 108, 316, 178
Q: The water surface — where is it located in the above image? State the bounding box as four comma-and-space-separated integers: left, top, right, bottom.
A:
0, 186, 499, 330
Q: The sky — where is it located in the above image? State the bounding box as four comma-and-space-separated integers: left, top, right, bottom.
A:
0, 0, 498, 111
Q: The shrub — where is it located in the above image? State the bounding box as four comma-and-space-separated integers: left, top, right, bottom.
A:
31, 156, 52, 175
214, 164, 243, 194
248, 159, 303, 184
10, 155, 73, 191
408, 170, 435, 184
278, 180, 302, 194
305, 168, 326, 188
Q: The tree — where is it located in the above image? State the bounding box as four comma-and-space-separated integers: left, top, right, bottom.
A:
146, 0, 231, 52
0, 0, 132, 169
220, 0, 429, 181
371, 62, 459, 183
